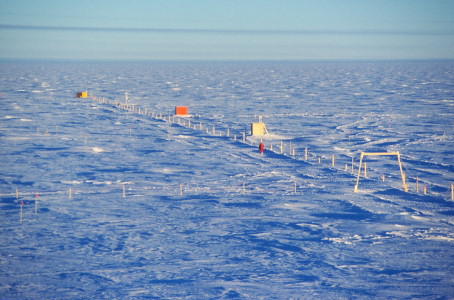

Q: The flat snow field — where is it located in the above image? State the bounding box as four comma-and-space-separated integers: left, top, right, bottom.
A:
1, 60, 453, 299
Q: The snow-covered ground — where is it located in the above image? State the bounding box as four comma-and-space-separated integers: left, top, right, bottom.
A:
1, 60, 453, 299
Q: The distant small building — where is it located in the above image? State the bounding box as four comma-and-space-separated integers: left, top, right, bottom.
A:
175, 106, 188, 115
251, 116, 269, 136
76, 91, 88, 98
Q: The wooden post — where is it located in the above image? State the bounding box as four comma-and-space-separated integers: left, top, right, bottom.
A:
423, 185, 427, 195
304, 148, 308, 160
318, 157, 321, 164
344, 164, 348, 171
416, 177, 419, 193
364, 162, 367, 178
270, 143, 273, 151
234, 134, 237, 141
381, 174, 385, 182
293, 182, 297, 193
226, 128, 230, 137
15, 188, 19, 199
351, 157, 354, 173
242, 132, 246, 142
122, 185, 126, 197
331, 154, 335, 167
280, 141, 283, 154
179, 184, 183, 196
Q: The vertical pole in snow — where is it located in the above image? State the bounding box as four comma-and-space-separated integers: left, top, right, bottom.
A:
20, 201, 23, 223
179, 184, 183, 196
351, 157, 354, 173
423, 185, 427, 195
354, 153, 364, 192
15, 188, 19, 199
212, 125, 216, 135
69, 187, 72, 199
34, 194, 38, 214
416, 177, 419, 193
318, 157, 321, 164
396, 152, 408, 192
294, 182, 297, 193
243, 132, 246, 142
233, 134, 237, 141
331, 154, 335, 167
270, 143, 273, 151
364, 162, 367, 178
280, 141, 283, 154
345, 164, 348, 171
381, 174, 385, 182
122, 185, 126, 198
304, 148, 308, 160
226, 128, 230, 137
199, 123, 203, 130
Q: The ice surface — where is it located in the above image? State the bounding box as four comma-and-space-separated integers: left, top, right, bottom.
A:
1, 60, 453, 299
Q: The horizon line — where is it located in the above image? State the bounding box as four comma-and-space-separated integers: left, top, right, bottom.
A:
1, 24, 453, 36
2, 57, 454, 63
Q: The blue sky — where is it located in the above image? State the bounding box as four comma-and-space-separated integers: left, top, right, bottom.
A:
1, 0, 453, 60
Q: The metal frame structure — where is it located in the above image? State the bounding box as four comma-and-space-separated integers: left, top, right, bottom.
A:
354, 152, 408, 192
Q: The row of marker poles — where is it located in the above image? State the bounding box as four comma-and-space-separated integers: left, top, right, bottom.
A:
15, 180, 454, 223
89, 95, 454, 198
93, 93, 248, 141
260, 141, 454, 197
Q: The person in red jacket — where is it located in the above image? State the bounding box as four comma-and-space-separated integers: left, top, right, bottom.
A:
259, 142, 265, 154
